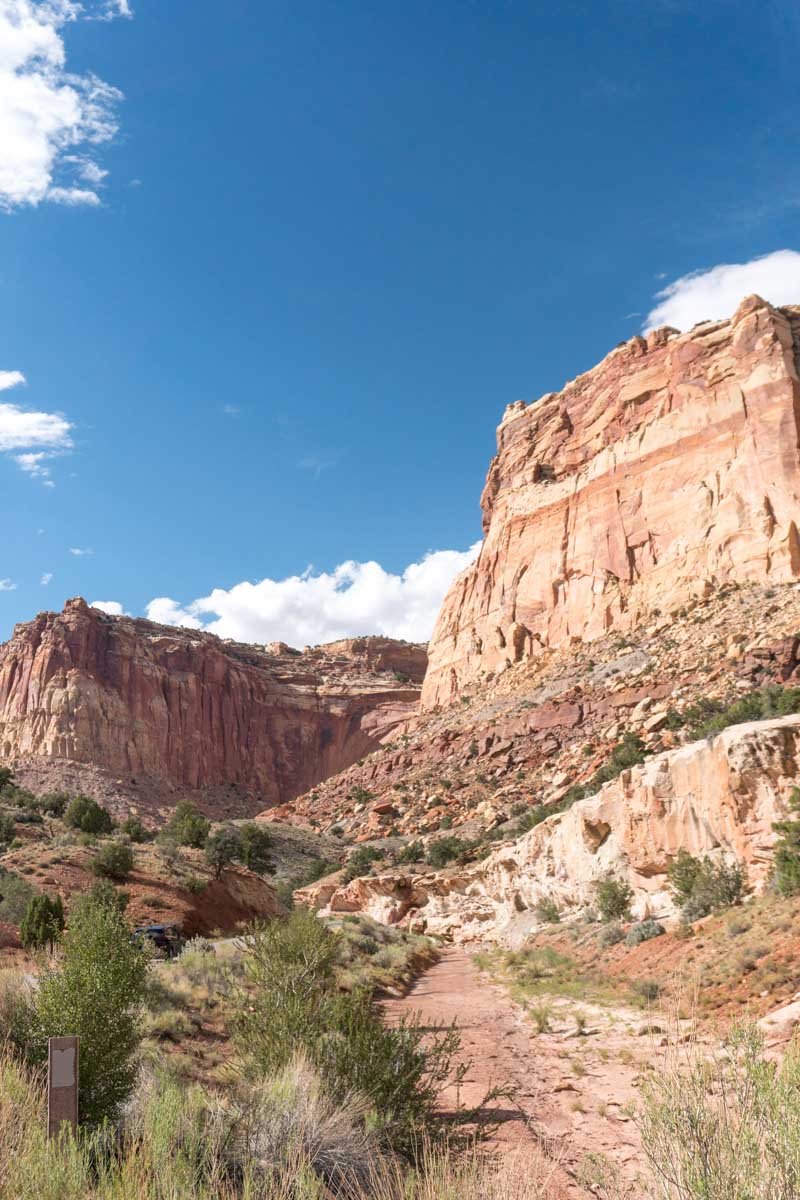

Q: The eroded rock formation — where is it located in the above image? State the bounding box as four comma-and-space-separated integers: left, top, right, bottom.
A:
423, 296, 800, 707
301, 713, 800, 941
0, 598, 425, 815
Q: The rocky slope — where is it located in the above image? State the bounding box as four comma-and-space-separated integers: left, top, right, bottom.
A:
423, 295, 800, 707
0, 598, 425, 818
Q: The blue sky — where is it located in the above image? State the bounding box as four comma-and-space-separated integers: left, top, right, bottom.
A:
2, 0, 800, 645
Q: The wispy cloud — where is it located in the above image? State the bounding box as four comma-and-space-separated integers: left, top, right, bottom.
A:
0, 0, 130, 211
298, 453, 338, 476
0, 579, 16, 592
0, 369, 74, 484
69, 546, 93, 556
146, 543, 482, 646
40, 572, 53, 585
221, 403, 240, 416
643, 249, 800, 332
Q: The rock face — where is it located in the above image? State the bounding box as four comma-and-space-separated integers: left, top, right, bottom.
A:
301, 713, 800, 941
0, 598, 426, 815
423, 297, 800, 707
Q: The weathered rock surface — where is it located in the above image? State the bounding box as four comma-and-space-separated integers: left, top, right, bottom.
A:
0, 598, 426, 816
301, 713, 800, 941
423, 297, 800, 707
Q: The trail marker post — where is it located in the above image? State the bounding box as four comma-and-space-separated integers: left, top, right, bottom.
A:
47, 1035, 78, 1139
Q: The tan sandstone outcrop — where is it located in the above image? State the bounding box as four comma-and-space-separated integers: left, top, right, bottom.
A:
423, 297, 800, 707
0, 598, 426, 815
300, 714, 800, 941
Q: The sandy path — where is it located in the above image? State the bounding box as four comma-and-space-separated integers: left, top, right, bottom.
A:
383, 949, 650, 1198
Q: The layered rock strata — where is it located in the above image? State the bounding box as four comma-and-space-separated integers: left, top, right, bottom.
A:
0, 598, 425, 814
423, 297, 800, 707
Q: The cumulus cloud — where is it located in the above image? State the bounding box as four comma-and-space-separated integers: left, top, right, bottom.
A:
643, 249, 800, 332
0, 578, 16, 591
146, 543, 482, 646
90, 599, 128, 615
0, 371, 73, 483
0, 370, 25, 390
0, 0, 129, 211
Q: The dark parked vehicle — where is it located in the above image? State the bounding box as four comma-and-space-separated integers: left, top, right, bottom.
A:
131, 923, 185, 959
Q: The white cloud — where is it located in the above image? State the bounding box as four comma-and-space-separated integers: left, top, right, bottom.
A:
0, 372, 73, 483
0, 370, 25, 390
0, 0, 128, 211
90, 599, 129, 615
643, 249, 800, 333
69, 546, 92, 555
0, 578, 16, 591
40, 571, 52, 584
145, 543, 482, 646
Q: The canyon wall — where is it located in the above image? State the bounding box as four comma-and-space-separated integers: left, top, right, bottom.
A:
423, 296, 800, 707
302, 713, 800, 941
0, 598, 425, 814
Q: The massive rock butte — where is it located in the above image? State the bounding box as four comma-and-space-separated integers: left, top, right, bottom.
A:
0, 598, 425, 816
423, 296, 800, 708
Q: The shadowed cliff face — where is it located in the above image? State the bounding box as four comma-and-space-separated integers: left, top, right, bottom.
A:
423, 295, 800, 708
0, 598, 426, 814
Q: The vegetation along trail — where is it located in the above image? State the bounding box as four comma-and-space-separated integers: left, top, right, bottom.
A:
383, 948, 648, 1198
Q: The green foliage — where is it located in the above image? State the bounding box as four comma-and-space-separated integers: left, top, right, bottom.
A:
86, 877, 130, 912
237, 822, 274, 874
670, 684, 800, 743
562, 733, 649, 805
772, 787, 800, 896
32, 891, 149, 1126
0, 811, 14, 847
64, 795, 113, 835
0, 867, 37, 924
232, 909, 460, 1154
426, 836, 472, 868
19, 894, 64, 950
0, 765, 14, 791
164, 800, 210, 849
535, 897, 561, 924
395, 839, 425, 865
625, 919, 665, 947
599, 923, 625, 948
594, 874, 633, 922
667, 850, 744, 922
341, 845, 382, 883
120, 814, 148, 842
92, 839, 135, 880
347, 786, 375, 805
38, 791, 70, 817
203, 825, 241, 878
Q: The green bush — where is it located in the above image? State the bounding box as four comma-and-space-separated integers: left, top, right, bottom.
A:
625, 919, 665, 947
203, 825, 240, 878
121, 814, 148, 842
535, 897, 561, 924
599, 922, 625, 948
19, 894, 64, 950
92, 839, 135, 880
667, 850, 744, 921
395, 839, 425, 865
232, 909, 460, 1154
0, 811, 14, 847
237, 822, 274, 874
32, 891, 149, 1126
86, 877, 130, 912
594, 874, 633, 921
64, 795, 113, 835
563, 733, 650, 805
341, 845, 382, 883
426, 836, 472, 869
38, 791, 69, 817
772, 787, 800, 896
0, 867, 37, 924
164, 800, 210, 849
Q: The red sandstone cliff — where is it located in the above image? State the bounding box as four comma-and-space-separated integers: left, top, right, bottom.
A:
0, 598, 425, 815
422, 296, 800, 707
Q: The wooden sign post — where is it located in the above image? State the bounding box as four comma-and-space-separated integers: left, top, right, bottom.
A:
47, 1036, 78, 1139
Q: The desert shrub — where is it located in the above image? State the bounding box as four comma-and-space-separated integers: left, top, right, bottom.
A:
231, 908, 460, 1155
535, 897, 561, 924
0, 765, 14, 792
347, 786, 375, 805
638, 1021, 800, 1198
31, 890, 149, 1126
0, 867, 37, 924
633, 978, 661, 1003
184, 874, 207, 894
274, 858, 337, 910
92, 839, 134, 880
426, 836, 472, 869
204, 825, 241, 878
772, 786, 800, 896
511, 804, 550, 836
0, 812, 13, 847
341, 845, 382, 883
121, 814, 148, 842
594, 874, 633, 921
64, 795, 113, 835
667, 850, 744, 921
156, 830, 182, 867
19, 894, 64, 950
38, 792, 70, 817
395, 839, 425, 865
562, 732, 650, 805
237, 822, 274, 874
599, 922, 625, 948
625, 919, 665, 947
165, 800, 210, 849
86, 877, 130, 912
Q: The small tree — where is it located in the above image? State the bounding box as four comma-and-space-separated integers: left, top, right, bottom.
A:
342, 844, 382, 882
92, 840, 134, 880
594, 874, 633, 921
86, 877, 130, 912
238, 822, 274, 874
64, 795, 113, 835
19, 894, 64, 950
39, 792, 69, 817
121, 814, 148, 842
0, 766, 14, 793
0, 811, 14, 848
426, 836, 471, 869
165, 800, 210, 849
773, 787, 800, 896
33, 891, 149, 1126
204, 825, 242, 878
